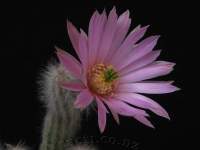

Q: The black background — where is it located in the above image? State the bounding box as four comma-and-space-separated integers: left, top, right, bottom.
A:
0, 0, 198, 150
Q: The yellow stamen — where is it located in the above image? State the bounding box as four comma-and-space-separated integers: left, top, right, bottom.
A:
87, 64, 118, 96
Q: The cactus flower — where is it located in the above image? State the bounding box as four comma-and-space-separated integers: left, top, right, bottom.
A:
56, 7, 179, 133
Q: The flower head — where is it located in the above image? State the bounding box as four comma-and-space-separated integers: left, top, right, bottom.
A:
56, 7, 179, 133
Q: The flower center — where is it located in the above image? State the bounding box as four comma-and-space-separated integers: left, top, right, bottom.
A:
87, 64, 119, 96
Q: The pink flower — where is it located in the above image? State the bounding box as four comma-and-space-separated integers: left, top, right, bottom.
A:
56, 7, 179, 133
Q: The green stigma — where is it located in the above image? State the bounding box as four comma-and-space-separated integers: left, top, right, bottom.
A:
104, 68, 118, 82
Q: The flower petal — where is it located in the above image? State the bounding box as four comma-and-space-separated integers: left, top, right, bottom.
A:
105, 10, 131, 62
119, 50, 161, 76
56, 47, 82, 79
104, 99, 148, 117
61, 81, 85, 91
105, 99, 154, 128
88, 10, 107, 64
118, 81, 179, 94
111, 10, 131, 50
134, 115, 155, 128
110, 109, 120, 124
74, 90, 94, 109
109, 25, 149, 66
98, 7, 118, 62
67, 21, 80, 57
120, 61, 175, 83
116, 35, 160, 70
115, 93, 170, 119
96, 97, 107, 133
101, 98, 120, 124
79, 29, 88, 69
119, 25, 149, 53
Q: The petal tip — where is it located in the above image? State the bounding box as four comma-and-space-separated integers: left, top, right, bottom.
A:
164, 113, 171, 120
124, 10, 130, 16
144, 24, 150, 29
174, 86, 181, 92
55, 46, 63, 53
55, 47, 65, 57
149, 124, 155, 129
99, 127, 105, 133
66, 19, 71, 25
170, 62, 176, 67
102, 8, 106, 15
66, 20, 73, 30
112, 6, 116, 11
160, 110, 170, 120
153, 35, 161, 41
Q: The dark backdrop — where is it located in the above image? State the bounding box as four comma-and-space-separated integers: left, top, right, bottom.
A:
0, 0, 198, 150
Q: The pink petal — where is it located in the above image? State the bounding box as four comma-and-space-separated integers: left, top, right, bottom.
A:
116, 35, 160, 70
98, 7, 118, 62
112, 10, 131, 50
87, 10, 97, 65
88, 10, 107, 64
119, 50, 161, 76
105, 10, 131, 62
96, 97, 107, 133
79, 29, 88, 69
88, 10, 99, 63
134, 115, 155, 128
78, 30, 90, 85
102, 97, 120, 124
119, 25, 149, 52
66, 21, 80, 57
109, 96, 155, 128
118, 81, 179, 94
120, 61, 175, 83
105, 99, 154, 128
74, 90, 94, 109
110, 109, 120, 124
115, 93, 170, 119
61, 81, 85, 91
104, 99, 148, 117
109, 25, 149, 66
56, 47, 82, 79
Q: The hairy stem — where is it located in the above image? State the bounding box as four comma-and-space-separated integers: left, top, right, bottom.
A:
39, 63, 81, 150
